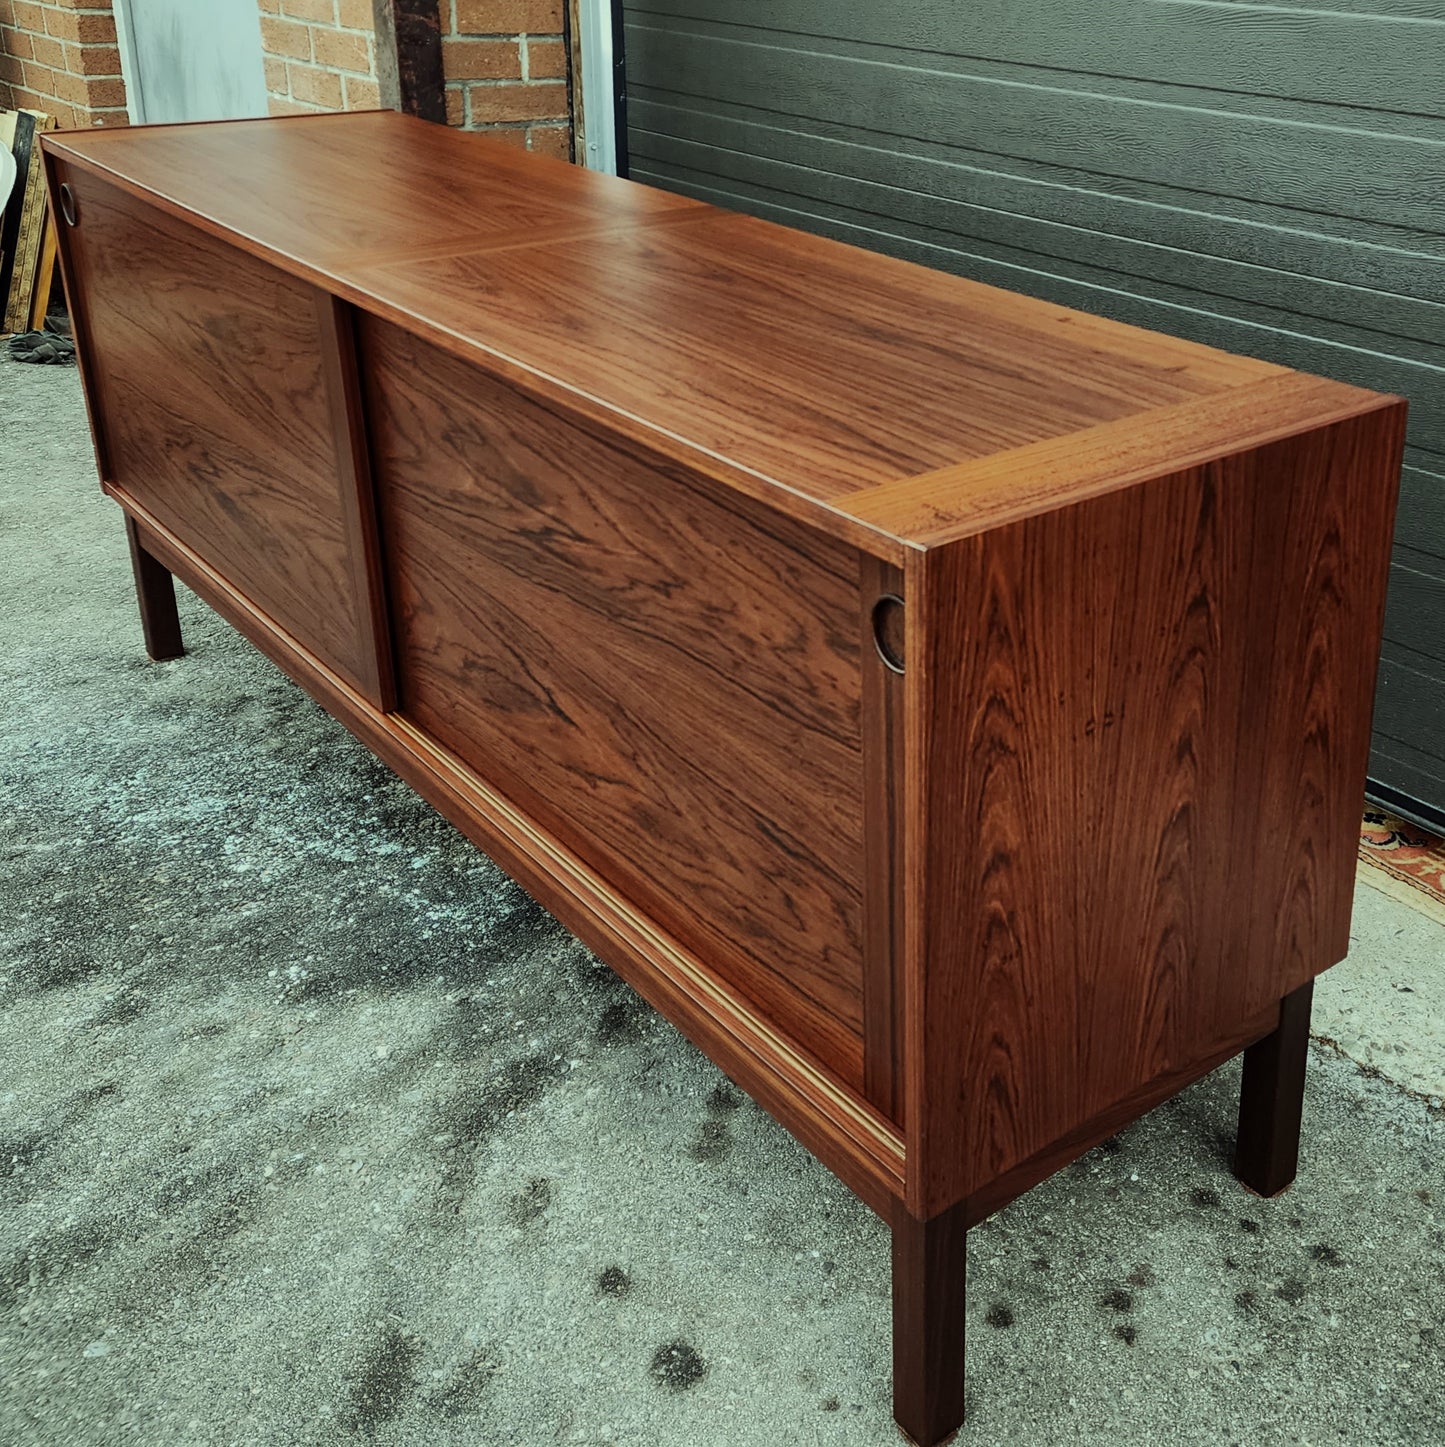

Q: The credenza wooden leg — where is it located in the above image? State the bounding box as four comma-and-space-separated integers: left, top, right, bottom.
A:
892, 1201, 968, 1447
124, 513, 184, 661
1234, 978, 1314, 1198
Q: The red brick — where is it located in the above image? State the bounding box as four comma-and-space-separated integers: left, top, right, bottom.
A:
527, 123, 570, 159
1, 26, 31, 59
287, 61, 342, 107
10, 0, 45, 33
53, 67, 96, 106
525, 37, 565, 79
22, 57, 59, 93
311, 25, 369, 73
28, 30, 62, 67
454, 0, 561, 36
444, 82, 464, 125
268, 95, 321, 116
46, 9, 117, 43
79, 73, 124, 107
342, 72, 378, 109
30, 92, 75, 126
443, 37, 519, 81
454, 0, 518, 33
0, 51, 24, 82
281, 0, 334, 20
466, 80, 565, 122
260, 16, 311, 60
66, 42, 122, 77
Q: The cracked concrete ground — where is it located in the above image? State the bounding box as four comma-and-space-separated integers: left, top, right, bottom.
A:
2, 360, 1442, 1446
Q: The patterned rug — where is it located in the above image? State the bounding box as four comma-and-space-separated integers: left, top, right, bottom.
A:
1359, 808, 1445, 925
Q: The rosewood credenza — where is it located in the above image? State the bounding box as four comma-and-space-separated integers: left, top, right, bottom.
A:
42, 111, 1405, 1446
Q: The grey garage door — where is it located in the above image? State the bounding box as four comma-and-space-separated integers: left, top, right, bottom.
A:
620, 0, 1445, 826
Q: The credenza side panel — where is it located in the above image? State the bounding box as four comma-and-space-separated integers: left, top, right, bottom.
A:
905, 401, 1406, 1216
48, 160, 382, 702
358, 315, 871, 1094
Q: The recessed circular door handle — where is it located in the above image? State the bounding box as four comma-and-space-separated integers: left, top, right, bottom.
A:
872, 593, 905, 674
59, 183, 79, 227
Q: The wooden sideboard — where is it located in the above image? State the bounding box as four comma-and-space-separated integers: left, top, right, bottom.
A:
42, 112, 1405, 1446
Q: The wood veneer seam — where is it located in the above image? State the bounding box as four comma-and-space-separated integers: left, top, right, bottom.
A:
843, 373, 1406, 548
336, 206, 712, 270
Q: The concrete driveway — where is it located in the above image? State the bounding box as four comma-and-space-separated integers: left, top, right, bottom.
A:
2, 359, 1441, 1446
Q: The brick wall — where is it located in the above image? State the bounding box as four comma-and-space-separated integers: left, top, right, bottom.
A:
443, 0, 570, 157
0, 0, 127, 129
0, 1, 574, 152
259, 0, 572, 152
260, 0, 381, 116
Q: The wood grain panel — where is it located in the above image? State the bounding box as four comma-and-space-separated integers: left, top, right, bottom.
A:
842, 373, 1392, 547
903, 401, 1405, 1215
44, 110, 702, 275
46, 111, 1296, 545
958, 997, 1281, 1229
51, 164, 390, 701
51, 164, 385, 703
352, 211, 1271, 506
112, 490, 906, 1222
358, 315, 872, 1093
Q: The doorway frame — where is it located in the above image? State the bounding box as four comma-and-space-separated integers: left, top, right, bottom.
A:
576, 0, 628, 175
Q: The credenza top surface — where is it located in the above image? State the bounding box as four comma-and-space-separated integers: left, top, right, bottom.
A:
47, 111, 1390, 548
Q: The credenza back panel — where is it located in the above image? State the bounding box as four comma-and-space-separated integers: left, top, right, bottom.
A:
359, 315, 873, 1097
